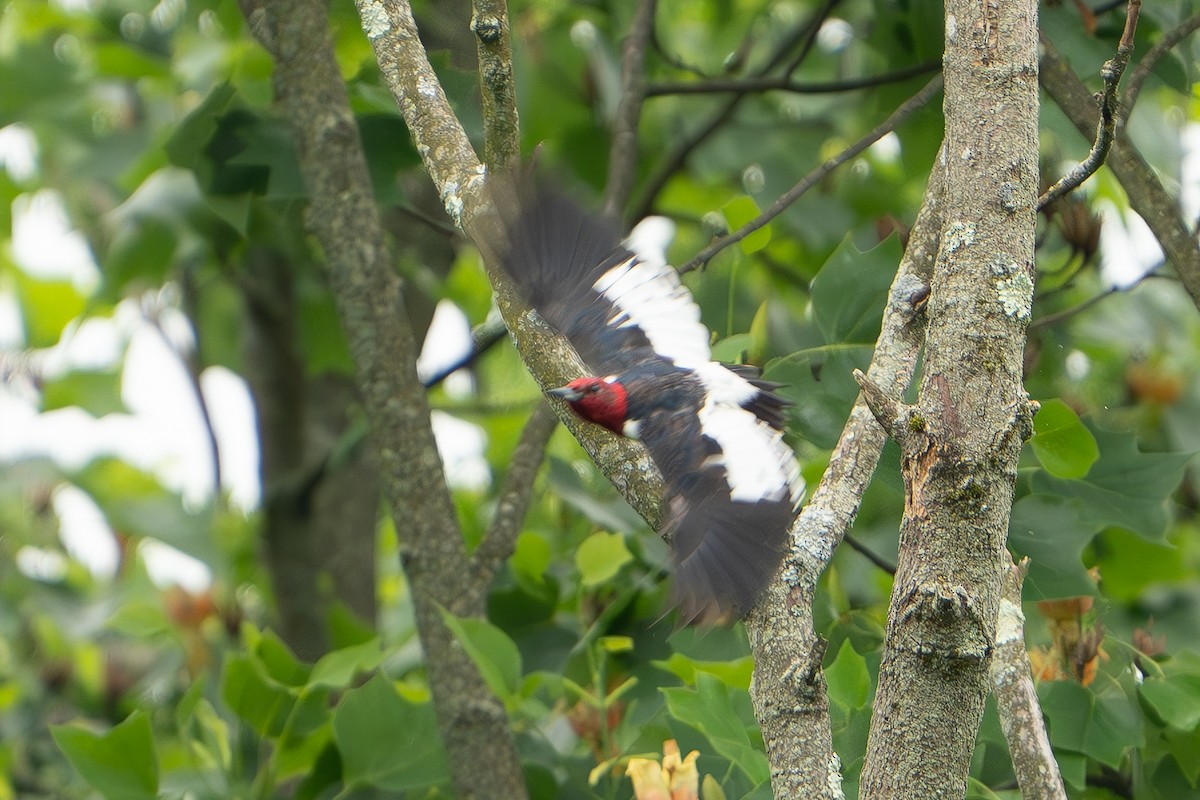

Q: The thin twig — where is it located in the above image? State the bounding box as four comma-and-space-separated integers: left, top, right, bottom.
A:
1120, 11, 1200, 124
472, 0, 520, 168
1029, 287, 1119, 329
1037, 0, 1142, 211
645, 62, 939, 97
679, 74, 944, 273
421, 317, 509, 389
1040, 38, 1200, 311
630, 0, 841, 220
604, 0, 657, 217
144, 279, 223, 498
469, 402, 560, 594
843, 534, 897, 574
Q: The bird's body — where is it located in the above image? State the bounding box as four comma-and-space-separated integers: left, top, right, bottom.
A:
494, 178, 804, 623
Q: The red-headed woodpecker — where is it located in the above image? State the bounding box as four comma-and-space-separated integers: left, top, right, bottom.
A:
493, 179, 804, 624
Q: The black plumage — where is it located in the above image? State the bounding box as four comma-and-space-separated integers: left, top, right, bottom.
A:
492, 176, 803, 623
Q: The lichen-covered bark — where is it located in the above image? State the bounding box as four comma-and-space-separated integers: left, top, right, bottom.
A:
745, 158, 943, 799
249, 1, 528, 797
856, 0, 1040, 793
991, 553, 1068, 799
470, 0, 520, 168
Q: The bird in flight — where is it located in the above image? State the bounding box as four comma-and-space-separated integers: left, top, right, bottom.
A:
492, 177, 804, 624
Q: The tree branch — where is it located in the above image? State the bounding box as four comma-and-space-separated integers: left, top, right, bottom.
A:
356, 0, 664, 527
744, 151, 944, 800
472, 0, 520, 168
857, 0, 1040, 786
1037, 0, 1141, 211
421, 316, 508, 389
469, 402, 559, 598
990, 553, 1068, 800
1119, 11, 1200, 124
603, 0, 656, 217
630, 0, 841, 220
250, 0, 528, 795
1040, 38, 1200, 311
679, 75, 944, 273
644, 62, 939, 97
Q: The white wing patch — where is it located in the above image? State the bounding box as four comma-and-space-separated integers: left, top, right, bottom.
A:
623, 216, 675, 268
593, 257, 712, 369
698, 401, 805, 507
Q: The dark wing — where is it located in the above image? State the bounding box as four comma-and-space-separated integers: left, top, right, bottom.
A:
639, 400, 804, 624
492, 179, 712, 376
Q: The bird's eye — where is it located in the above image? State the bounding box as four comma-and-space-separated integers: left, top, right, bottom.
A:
585, 385, 599, 394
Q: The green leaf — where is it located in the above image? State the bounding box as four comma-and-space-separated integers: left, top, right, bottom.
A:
40, 370, 125, 417
575, 531, 634, 588
440, 612, 522, 699
221, 654, 296, 738
662, 673, 770, 785
165, 82, 238, 171
308, 639, 384, 690
52, 712, 158, 800
333, 673, 449, 792
1030, 399, 1100, 478
1139, 674, 1200, 731
763, 346, 872, 449
654, 653, 754, 690
511, 531, 552, 585
249, 627, 311, 687
1032, 429, 1194, 541
826, 639, 870, 710
1007, 495, 1098, 600
710, 333, 755, 364
12, 270, 86, 348
1096, 527, 1190, 602
810, 235, 901, 344
722, 195, 771, 254
1041, 680, 1143, 768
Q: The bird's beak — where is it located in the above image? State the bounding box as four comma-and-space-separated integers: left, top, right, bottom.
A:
547, 385, 583, 402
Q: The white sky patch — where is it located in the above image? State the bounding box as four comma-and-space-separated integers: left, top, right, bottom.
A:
0, 288, 24, 349
431, 410, 490, 491
0, 124, 38, 181
594, 257, 710, 368
139, 539, 213, 592
870, 132, 902, 163
697, 402, 804, 506
54, 484, 121, 580
11, 190, 100, 292
417, 299, 474, 398
1097, 201, 1163, 289
1180, 123, 1200, 225
817, 18, 854, 52
16, 546, 69, 582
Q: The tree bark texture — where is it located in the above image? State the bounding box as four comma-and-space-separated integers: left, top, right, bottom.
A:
991, 553, 1068, 799
745, 156, 944, 800
857, 0, 1040, 794
252, 1, 529, 797
242, 245, 329, 660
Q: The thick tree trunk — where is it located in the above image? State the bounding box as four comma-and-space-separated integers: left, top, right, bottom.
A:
244, 0, 531, 797
856, 0, 1040, 794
